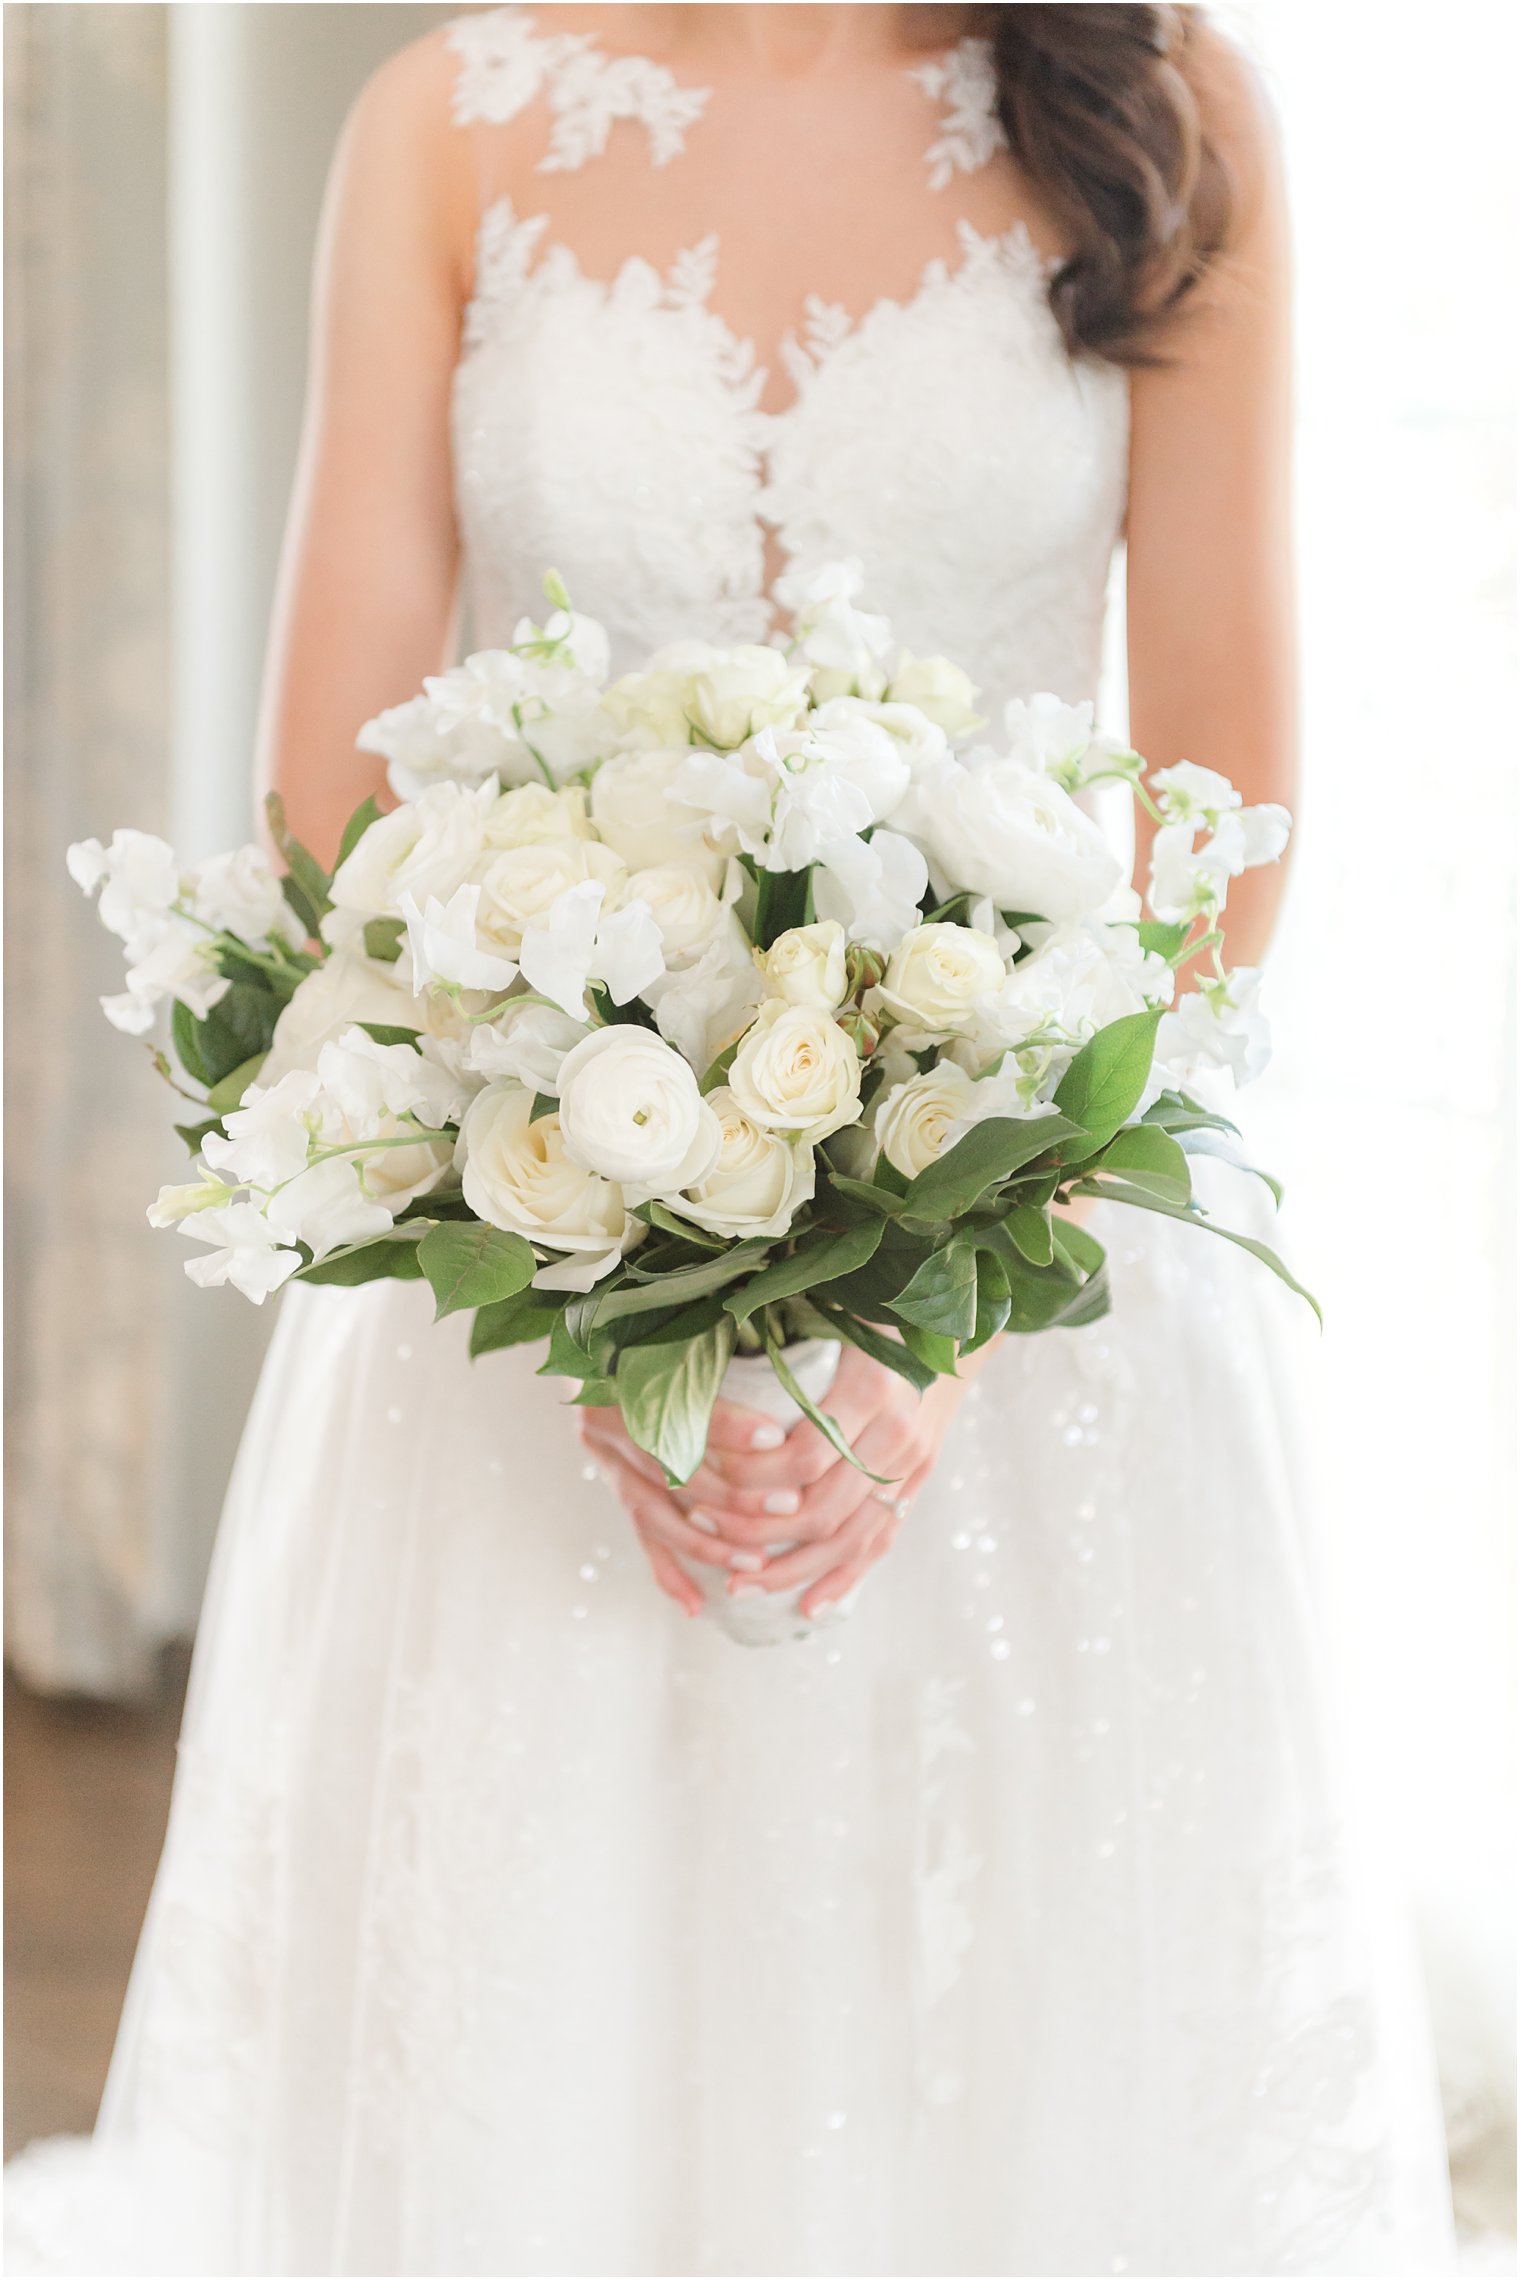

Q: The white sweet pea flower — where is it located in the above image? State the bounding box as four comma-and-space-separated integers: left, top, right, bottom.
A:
511, 605, 612, 686
423, 636, 612, 786
177, 1201, 302, 1303
759, 920, 850, 1013
357, 695, 511, 802
728, 999, 862, 1144
187, 846, 304, 948
103, 918, 229, 1034
399, 884, 520, 995
514, 878, 666, 1020
592, 899, 667, 1007
646, 924, 762, 1071
264, 1156, 396, 1263
67, 829, 180, 946
1150, 968, 1272, 1095
148, 1174, 235, 1228
665, 1087, 815, 1238
329, 779, 498, 921
474, 837, 626, 959
811, 694, 950, 777
1149, 761, 1241, 827
775, 558, 893, 697
589, 747, 725, 879
885, 652, 984, 741
904, 753, 1123, 922
315, 1028, 466, 1137
999, 695, 1138, 794
455, 1082, 633, 1286
467, 1000, 593, 1094
1147, 802, 1292, 925
812, 829, 929, 952
878, 922, 1006, 1036
874, 1061, 980, 1179
974, 918, 1172, 1066
555, 1027, 720, 1201
201, 1069, 324, 1190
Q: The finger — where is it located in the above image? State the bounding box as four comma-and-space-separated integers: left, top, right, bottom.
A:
638, 1531, 704, 1619
617, 1469, 743, 1572
701, 1397, 793, 1456
742, 1502, 886, 1595
800, 1471, 925, 1618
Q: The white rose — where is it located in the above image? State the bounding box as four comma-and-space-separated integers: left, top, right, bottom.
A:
555, 1026, 720, 1201
878, 922, 1006, 1035
886, 652, 984, 740
688, 646, 811, 749
474, 837, 625, 958
589, 747, 724, 879
906, 755, 1123, 922
328, 780, 496, 920
455, 1082, 631, 1284
482, 782, 592, 850
666, 1087, 815, 1238
759, 920, 849, 1013
603, 641, 718, 748
874, 1062, 980, 1179
624, 865, 726, 965
728, 998, 862, 1144
188, 845, 303, 947
260, 950, 421, 1085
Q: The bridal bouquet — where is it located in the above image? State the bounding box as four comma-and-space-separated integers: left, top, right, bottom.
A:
71, 563, 1309, 1578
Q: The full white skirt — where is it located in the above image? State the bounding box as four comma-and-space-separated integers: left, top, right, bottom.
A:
5, 1201, 1457, 2276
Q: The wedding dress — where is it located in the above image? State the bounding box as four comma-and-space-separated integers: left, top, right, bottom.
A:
6, 14, 1459, 2275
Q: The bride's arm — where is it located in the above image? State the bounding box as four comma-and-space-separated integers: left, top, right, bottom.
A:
1125, 33, 1297, 969
254, 38, 476, 867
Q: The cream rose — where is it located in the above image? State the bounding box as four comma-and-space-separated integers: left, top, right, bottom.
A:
554, 1026, 720, 1200
666, 1087, 815, 1238
602, 642, 717, 748
758, 920, 849, 1013
688, 646, 811, 749
588, 748, 724, 880
624, 865, 727, 966
727, 999, 862, 1144
455, 1082, 630, 1285
879, 922, 1006, 1034
482, 781, 592, 850
874, 1061, 979, 1179
474, 838, 625, 958
328, 780, 495, 919
259, 949, 419, 1087
886, 652, 985, 740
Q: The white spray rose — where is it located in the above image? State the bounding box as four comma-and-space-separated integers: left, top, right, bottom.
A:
759, 920, 849, 1013
482, 782, 592, 850
554, 1027, 720, 1201
624, 865, 727, 966
879, 922, 1006, 1035
906, 754, 1123, 921
666, 1088, 815, 1238
328, 780, 496, 920
688, 646, 811, 749
603, 642, 717, 748
728, 999, 862, 1144
455, 1083, 631, 1287
589, 747, 724, 879
886, 652, 985, 740
874, 1062, 980, 1179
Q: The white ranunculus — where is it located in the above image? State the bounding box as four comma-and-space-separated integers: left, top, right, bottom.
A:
329, 779, 497, 920
400, 884, 520, 995
260, 950, 418, 1086
666, 1087, 815, 1238
188, 845, 303, 947
906, 754, 1123, 921
482, 781, 592, 850
624, 865, 727, 966
812, 829, 929, 952
688, 646, 811, 750
886, 652, 984, 740
759, 920, 849, 1013
264, 1155, 396, 1262
467, 1000, 592, 1094
879, 922, 1006, 1035
589, 747, 724, 879
474, 837, 626, 959
646, 922, 762, 1072
178, 1201, 303, 1303
67, 829, 180, 947
555, 1026, 720, 1201
874, 1062, 980, 1179
455, 1083, 631, 1283
811, 694, 949, 778
728, 999, 862, 1144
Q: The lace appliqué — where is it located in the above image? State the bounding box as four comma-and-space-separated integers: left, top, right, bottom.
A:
910, 36, 1007, 190
448, 5, 710, 170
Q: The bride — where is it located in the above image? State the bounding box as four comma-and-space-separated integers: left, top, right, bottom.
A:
8, 6, 1459, 2274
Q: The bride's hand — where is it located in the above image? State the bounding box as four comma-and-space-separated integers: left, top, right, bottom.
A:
684, 1346, 972, 1619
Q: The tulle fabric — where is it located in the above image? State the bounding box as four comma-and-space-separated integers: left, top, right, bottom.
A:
6, 1192, 1456, 2275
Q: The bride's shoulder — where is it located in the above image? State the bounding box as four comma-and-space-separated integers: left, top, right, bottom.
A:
1182, 17, 1284, 213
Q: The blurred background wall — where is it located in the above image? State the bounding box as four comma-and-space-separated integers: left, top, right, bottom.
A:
3, 0, 1515, 2231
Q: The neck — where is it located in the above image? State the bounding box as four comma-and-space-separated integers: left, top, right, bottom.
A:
647, 6, 943, 75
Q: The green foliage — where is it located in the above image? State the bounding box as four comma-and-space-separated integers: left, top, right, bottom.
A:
296, 1237, 425, 1287
893, 1235, 980, 1341
418, 1222, 536, 1321
355, 1022, 423, 1048
1053, 1008, 1164, 1151
336, 796, 382, 870
616, 1314, 738, 1484
900, 1114, 1085, 1226
174, 981, 283, 1090
363, 918, 406, 964
469, 1287, 562, 1357
765, 1327, 894, 1481
724, 1220, 883, 1325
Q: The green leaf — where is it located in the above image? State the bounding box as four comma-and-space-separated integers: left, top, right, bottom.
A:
725, 1220, 884, 1326
824, 1175, 904, 1220
896, 1321, 958, 1376
295, 1236, 425, 1287
264, 791, 332, 932
902, 1114, 1086, 1225
580, 1240, 772, 1331
418, 1221, 536, 1320
1141, 1091, 1241, 1139
171, 997, 210, 1087
529, 1092, 557, 1123
816, 1305, 939, 1391
184, 981, 284, 1088
570, 1376, 617, 1407
174, 1116, 222, 1155
751, 866, 812, 950
642, 1201, 726, 1250
1050, 1217, 1106, 1278
543, 1307, 605, 1380
355, 1022, 423, 1049
965, 1245, 1012, 1354
1089, 1123, 1193, 1205
1137, 919, 1190, 961
1053, 1009, 1164, 1149
1077, 1183, 1321, 1322
469, 1287, 561, 1357
892, 1236, 979, 1341
698, 1039, 740, 1096
1005, 1202, 1054, 1266
336, 795, 383, 870
616, 1314, 738, 1485
363, 917, 406, 964
765, 1327, 895, 1481
205, 1053, 267, 1115
1172, 1124, 1285, 1205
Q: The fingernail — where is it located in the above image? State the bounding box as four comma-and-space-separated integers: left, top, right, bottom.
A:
763, 1489, 800, 1516
729, 1583, 765, 1600
809, 1599, 836, 1621
728, 1552, 765, 1573
749, 1423, 786, 1450
688, 1509, 719, 1535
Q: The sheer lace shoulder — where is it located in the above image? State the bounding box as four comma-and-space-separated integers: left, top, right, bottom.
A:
446, 5, 710, 170
909, 37, 1006, 190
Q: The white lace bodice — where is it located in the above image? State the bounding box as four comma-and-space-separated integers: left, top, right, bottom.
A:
447, 7, 1129, 711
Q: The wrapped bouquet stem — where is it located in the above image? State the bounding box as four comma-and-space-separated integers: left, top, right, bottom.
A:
71, 562, 1314, 1641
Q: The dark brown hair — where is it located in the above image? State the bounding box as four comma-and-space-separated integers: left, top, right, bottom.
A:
966, 4, 1234, 365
